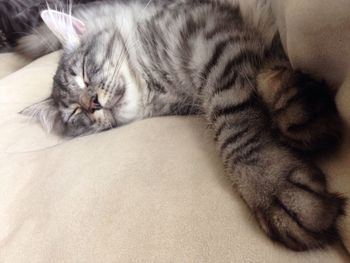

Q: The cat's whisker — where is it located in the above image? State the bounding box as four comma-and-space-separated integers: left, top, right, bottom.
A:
143, 0, 153, 10
32, 27, 57, 51
107, 23, 132, 88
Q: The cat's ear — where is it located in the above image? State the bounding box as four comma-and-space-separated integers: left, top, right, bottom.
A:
20, 98, 61, 133
41, 9, 86, 50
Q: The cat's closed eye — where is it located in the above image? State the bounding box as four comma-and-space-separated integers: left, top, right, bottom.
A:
69, 68, 77, 76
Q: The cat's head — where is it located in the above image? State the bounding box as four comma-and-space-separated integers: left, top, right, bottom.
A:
21, 10, 141, 137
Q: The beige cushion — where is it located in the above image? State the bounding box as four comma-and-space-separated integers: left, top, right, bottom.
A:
0, 53, 29, 79
271, 0, 350, 87
0, 53, 349, 262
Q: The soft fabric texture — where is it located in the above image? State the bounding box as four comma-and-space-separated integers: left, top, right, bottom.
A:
0, 53, 29, 79
1, 0, 350, 262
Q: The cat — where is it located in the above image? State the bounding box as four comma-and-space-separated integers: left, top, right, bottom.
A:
18, 0, 344, 251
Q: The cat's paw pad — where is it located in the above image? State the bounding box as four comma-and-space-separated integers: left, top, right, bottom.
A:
255, 166, 345, 251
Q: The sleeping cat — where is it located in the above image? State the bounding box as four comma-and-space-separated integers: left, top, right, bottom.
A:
17, 0, 344, 251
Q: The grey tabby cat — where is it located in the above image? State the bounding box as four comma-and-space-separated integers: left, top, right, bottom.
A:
18, 0, 344, 251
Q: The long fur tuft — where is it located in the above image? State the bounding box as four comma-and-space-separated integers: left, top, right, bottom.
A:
0, 0, 101, 52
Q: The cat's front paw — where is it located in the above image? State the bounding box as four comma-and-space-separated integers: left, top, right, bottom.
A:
257, 66, 342, 152
254, 164, 345, 251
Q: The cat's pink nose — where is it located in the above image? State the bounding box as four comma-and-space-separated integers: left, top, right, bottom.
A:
90, 95, 102, 111
80, 94, 102, 113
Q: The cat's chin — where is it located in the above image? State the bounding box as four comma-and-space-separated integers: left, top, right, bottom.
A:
110, 105, 140, 128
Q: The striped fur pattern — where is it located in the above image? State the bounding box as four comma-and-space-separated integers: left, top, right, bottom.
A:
19, 0, 345, 250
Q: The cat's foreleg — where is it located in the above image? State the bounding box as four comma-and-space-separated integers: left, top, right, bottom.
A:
202, 64, 345, 251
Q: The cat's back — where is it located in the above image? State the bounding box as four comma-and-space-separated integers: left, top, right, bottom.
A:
73, 1, 159, 38
16, 0, 276, 59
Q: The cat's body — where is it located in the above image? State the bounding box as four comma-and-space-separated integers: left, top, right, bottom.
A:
19, 0, 344, 251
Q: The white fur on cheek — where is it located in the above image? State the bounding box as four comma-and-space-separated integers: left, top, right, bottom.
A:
97, 89, 108, 106
115, 62, 142, 124
92, 110, 105, 122
75, 76, 86, 89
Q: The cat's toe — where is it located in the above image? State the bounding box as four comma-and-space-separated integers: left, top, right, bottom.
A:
256, 166, 345, 251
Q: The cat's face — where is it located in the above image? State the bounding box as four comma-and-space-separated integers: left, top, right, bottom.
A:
51, 33, 141, 136
21, 10, 141, 136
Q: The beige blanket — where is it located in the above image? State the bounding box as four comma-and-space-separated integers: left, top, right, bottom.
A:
0, 1, 350, 262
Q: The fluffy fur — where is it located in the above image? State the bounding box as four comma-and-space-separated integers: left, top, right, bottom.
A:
0, 0, 102, 50
19, 0, 344, 251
